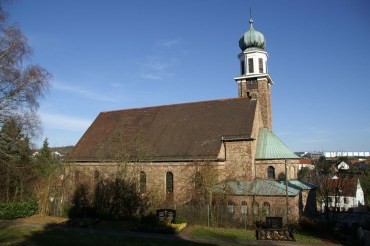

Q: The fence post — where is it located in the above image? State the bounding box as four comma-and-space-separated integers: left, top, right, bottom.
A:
207, 205, 210, 227
244, 209, 247, 230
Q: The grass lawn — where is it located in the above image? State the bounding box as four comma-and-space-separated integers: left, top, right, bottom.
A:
188, 226, 256, 240
188, 225, 326, 245
0, 219, 331, 246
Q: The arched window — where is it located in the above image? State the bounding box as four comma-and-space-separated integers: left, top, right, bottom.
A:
140, 171, 146, 193
253, 202, 259, 215
241, 201, 248, 214
75, 170, 80, 185
94, 170, 99, 182
227, 201, 234, 214
290, 166, 295, 179
263, 202, 270, 215
267, 166, 275, 179
195, 172, 203, 190
166, 172, 173, 194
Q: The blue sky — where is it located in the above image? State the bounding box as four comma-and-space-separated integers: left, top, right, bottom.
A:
6, 0, 370, 152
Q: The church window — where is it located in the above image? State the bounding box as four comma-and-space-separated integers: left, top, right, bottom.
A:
267, 166, 275, 179
248, 58, 254, 73
258, 58, 263, 73
227, 201, 234, 213
94, 170, 99, 182
241, 201, 248, 214
195, 172, 203, 190
140, 171, 146, 193
75, 170, 80, 185
166, 172, 173, 194
263, 202, 270, 215
241, 60, 245, 75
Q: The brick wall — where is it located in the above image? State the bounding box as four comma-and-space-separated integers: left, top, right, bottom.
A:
223, 141, 255, 180
257, 78, 272, 129
64, 161, 227, 207
228, 195, 300, 223
255, 159, 300, 180
236, 77, 272, 129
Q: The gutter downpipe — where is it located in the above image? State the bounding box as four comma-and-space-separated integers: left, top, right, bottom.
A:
285, 159, 288, 225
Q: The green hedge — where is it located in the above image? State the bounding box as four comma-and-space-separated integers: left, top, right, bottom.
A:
0, 202, 38, 220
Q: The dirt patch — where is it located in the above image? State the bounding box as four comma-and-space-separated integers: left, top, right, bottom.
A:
15, 214, 69, 225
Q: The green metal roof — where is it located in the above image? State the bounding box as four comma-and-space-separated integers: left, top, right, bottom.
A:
212, 179, 316, 197
255, 128, 299, 160
213, 180, 300, 197
239, 18, 266, 51
288, 180, 316, 190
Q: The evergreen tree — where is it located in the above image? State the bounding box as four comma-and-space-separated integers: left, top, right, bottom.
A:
34, 138, 62, 215
0, 118, 33, 202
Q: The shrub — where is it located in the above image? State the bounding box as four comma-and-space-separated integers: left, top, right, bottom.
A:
94, 178, 150, 219
0, 201, 37, 220
174, 216, 187, 224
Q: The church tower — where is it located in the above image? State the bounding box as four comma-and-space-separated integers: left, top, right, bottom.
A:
234, 18, 273, 129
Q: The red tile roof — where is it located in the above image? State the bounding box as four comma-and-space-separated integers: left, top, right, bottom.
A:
70, 97, 257, 161
299, 159, 312, 164
324, 178, 358, 197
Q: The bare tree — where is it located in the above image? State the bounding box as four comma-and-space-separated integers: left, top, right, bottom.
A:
0, 5, 50, 137
33, 138, 62, 215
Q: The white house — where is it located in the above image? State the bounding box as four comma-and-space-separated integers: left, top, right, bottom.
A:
323, 178, 365, 212
336, 161, 350, 171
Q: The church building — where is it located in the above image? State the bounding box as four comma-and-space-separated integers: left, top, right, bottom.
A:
67, 18, 315, 222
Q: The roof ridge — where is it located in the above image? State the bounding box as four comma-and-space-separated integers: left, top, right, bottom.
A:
100, 97, 250, 114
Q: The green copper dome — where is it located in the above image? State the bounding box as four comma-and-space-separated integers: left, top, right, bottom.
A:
239, 18, 266, 51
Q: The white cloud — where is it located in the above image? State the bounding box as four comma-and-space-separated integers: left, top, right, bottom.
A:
110, 82, 125, 88
140, 73, 162, 80
138, 56, 176, 80
161, 39, 180, 47
41, 112, 92, 131
53, 81, 119, 102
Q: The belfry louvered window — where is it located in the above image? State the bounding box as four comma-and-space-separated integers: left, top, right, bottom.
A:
259, 58, 263, 73
248, 58, 254, 73
241, 60, 245, 75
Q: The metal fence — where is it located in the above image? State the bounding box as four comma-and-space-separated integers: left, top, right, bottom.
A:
175, 204, 284, 229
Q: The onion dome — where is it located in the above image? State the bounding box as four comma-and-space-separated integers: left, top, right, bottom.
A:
239, 18, 266, 51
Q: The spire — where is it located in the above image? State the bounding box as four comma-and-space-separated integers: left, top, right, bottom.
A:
249, 7, 253, 28
239, 17, 265, 51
